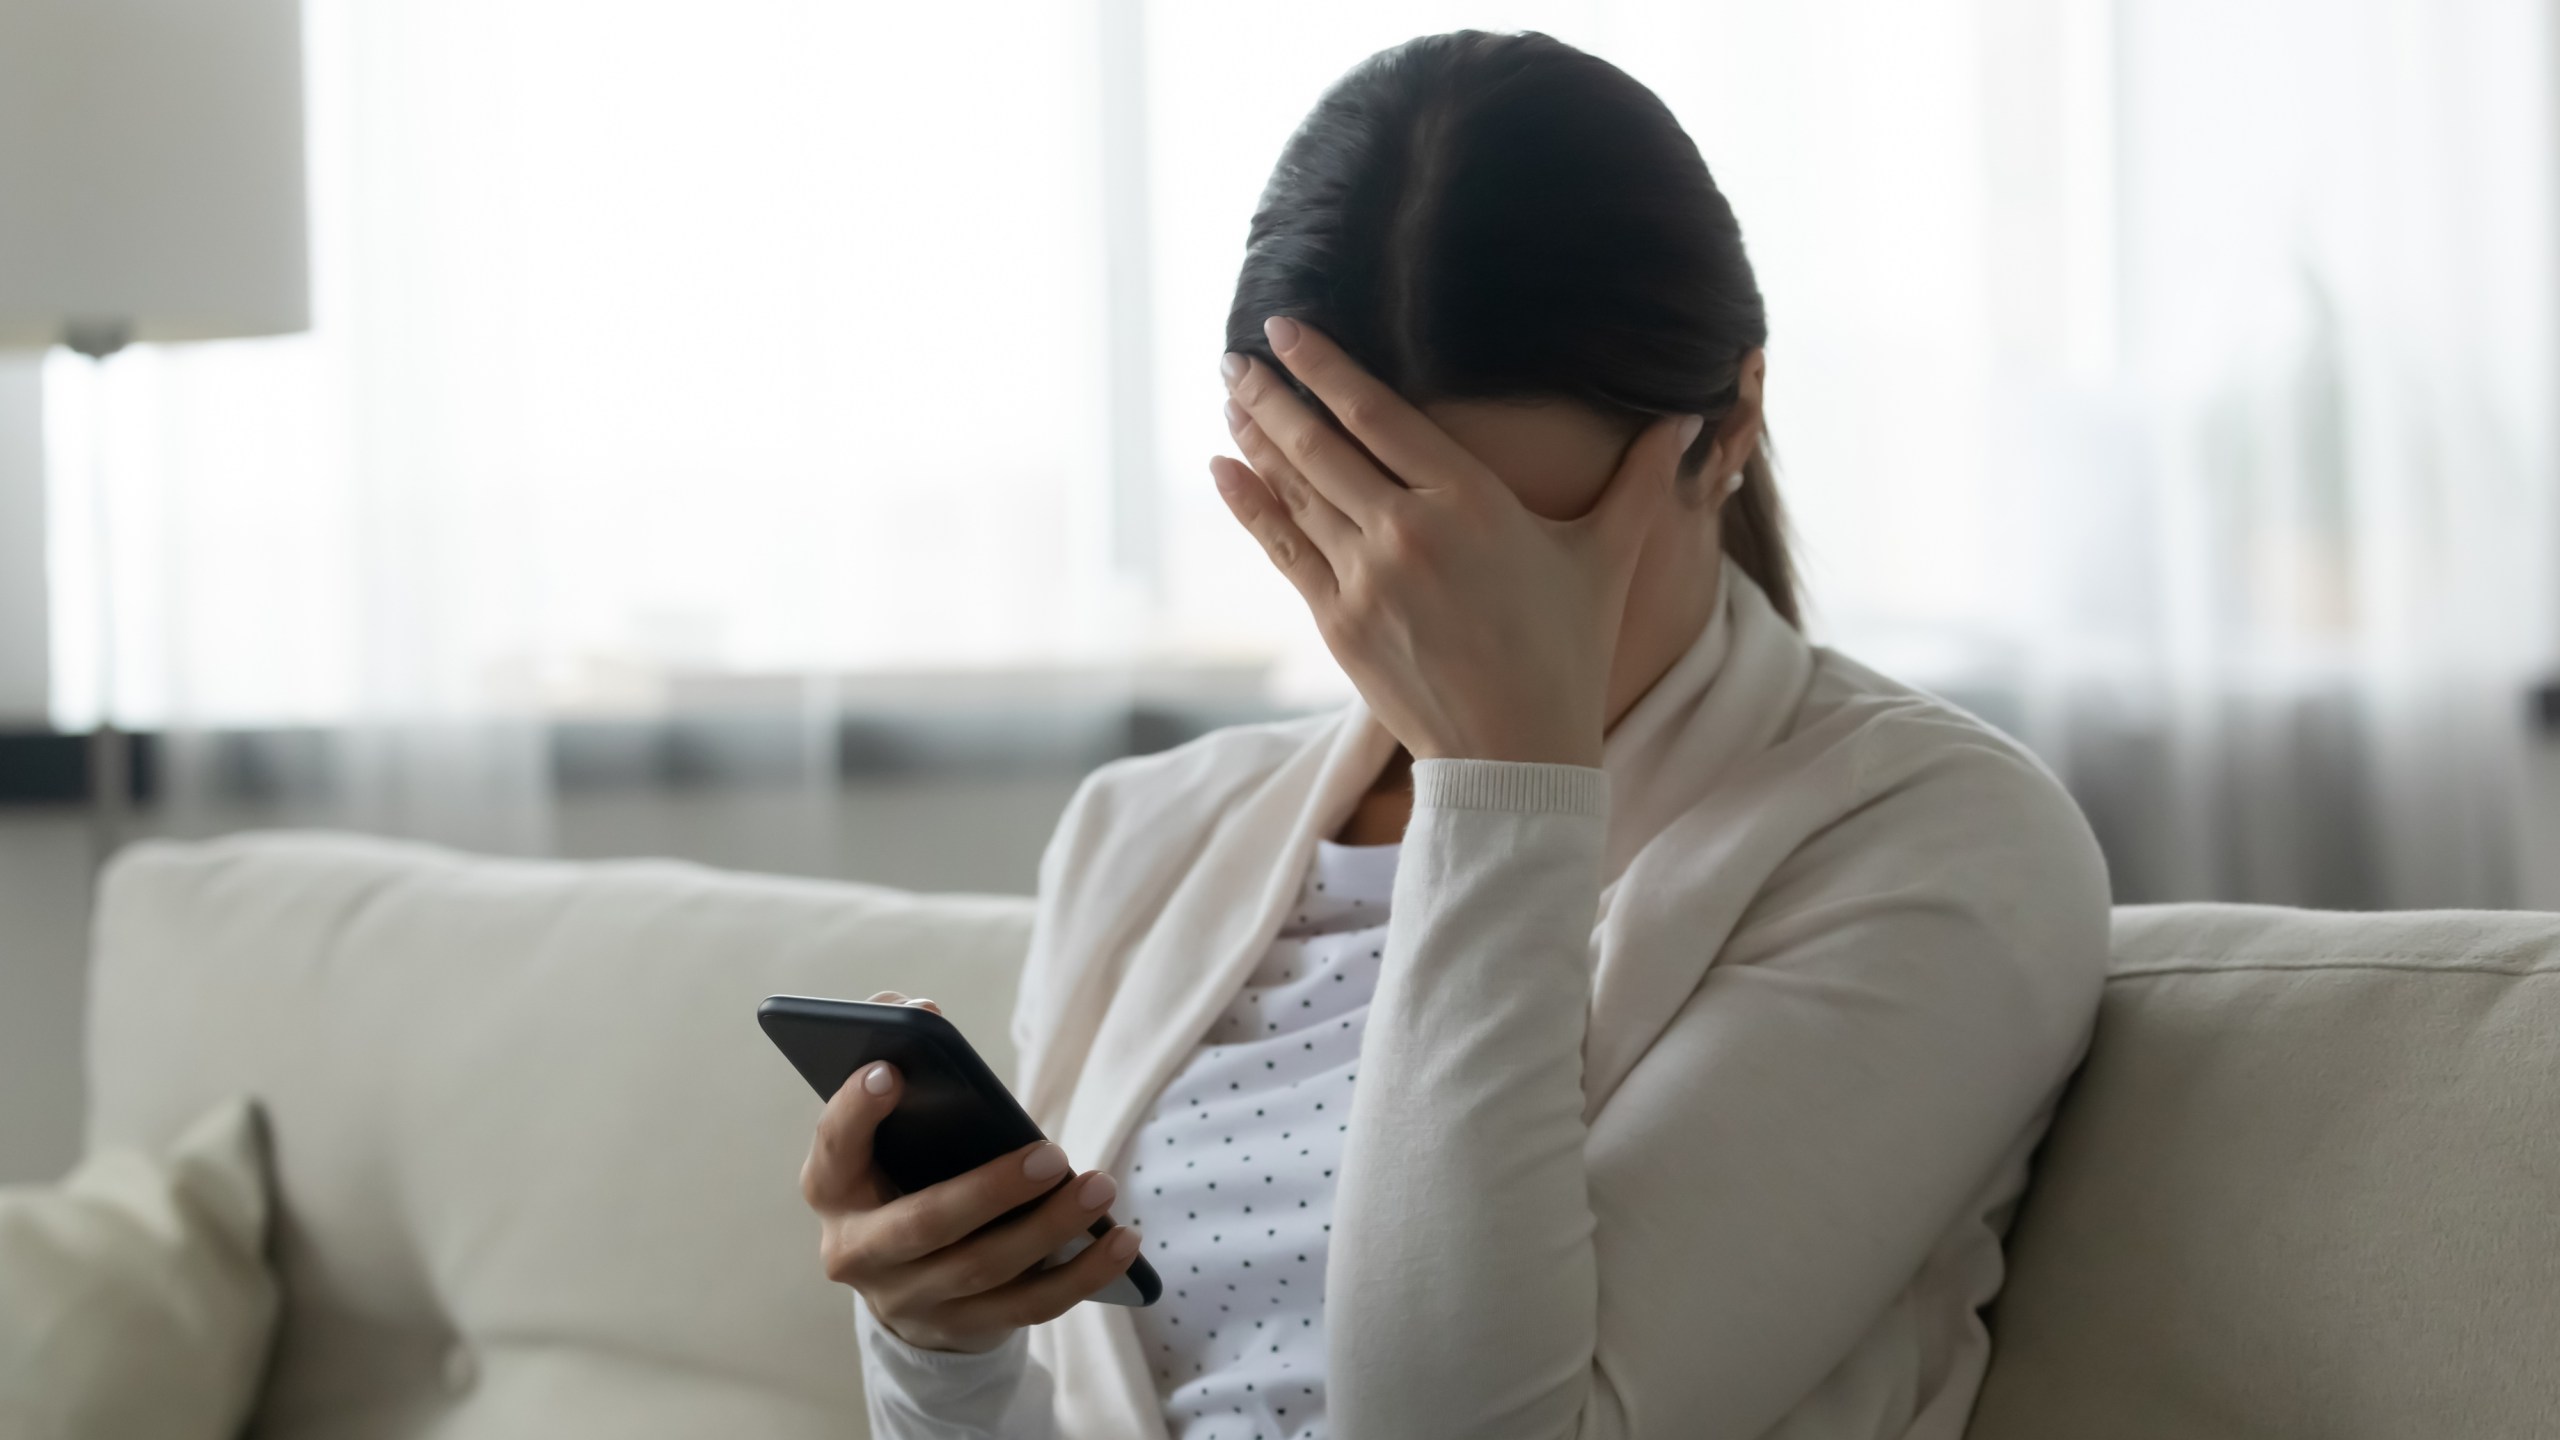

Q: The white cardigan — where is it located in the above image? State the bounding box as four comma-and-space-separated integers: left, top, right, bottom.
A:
1001, 569, 2109, 1440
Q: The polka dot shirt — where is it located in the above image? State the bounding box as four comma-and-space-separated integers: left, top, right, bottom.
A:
1116, 837, 1399, 1440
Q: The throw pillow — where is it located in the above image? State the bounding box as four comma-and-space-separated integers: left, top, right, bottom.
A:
0, 1097, 280, 1440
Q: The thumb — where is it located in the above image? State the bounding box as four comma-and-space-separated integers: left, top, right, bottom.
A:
803, 1059, 900, 1211
1586, 413, 1705, 550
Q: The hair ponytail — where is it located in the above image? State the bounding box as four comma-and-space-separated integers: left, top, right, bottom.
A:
1721, 440, 1799, 626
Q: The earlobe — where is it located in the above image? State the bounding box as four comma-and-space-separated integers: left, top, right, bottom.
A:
1703, 349, 1768, 488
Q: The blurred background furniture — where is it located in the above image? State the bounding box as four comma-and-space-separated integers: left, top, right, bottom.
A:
80, 831, 2560, 1439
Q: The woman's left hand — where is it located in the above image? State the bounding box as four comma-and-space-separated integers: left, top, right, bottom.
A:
1213, 317, 1702, 768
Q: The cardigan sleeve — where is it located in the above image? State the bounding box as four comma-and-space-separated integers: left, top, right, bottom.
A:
855, 1292, 1059, 1439
1325, 748, 2107, 1439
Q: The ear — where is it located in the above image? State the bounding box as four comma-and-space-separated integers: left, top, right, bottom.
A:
1699, 349, 1767, 490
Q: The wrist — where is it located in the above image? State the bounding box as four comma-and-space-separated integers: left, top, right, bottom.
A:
1408, 726, 1602, 768
862, 1298, 1008, 1357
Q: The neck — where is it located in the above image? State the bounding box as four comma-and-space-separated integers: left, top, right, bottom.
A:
1606, 547, 1724, 737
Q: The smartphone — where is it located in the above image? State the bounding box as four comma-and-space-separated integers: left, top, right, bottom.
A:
758, 994, 1163, 1307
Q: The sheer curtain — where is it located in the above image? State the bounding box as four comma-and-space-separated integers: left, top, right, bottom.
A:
1981, 0, 2556, 906
48, 0, 2557, 903
49, 0, 1121, 852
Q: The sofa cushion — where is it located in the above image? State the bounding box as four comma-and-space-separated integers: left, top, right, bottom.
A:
86, 832, 1037, 1440
1968, 904, 2560, 1440
0, 1097, 279, 1440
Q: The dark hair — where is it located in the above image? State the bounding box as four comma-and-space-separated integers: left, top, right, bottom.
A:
1226, 30, 1799, 625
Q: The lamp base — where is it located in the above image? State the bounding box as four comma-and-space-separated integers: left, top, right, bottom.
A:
87, 722, 131, 865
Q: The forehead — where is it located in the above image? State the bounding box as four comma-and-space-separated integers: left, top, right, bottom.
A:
1419, 396, 1638, 518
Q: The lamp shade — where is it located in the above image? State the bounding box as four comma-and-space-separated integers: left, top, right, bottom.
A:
0, 0, 309, 348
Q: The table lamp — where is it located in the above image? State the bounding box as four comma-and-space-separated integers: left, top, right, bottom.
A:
0, 0, 310, 855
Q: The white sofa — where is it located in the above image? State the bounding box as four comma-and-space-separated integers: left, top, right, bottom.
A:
84, 831, 2560, 1439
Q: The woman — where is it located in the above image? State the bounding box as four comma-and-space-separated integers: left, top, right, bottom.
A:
802, 29, 2108, 1440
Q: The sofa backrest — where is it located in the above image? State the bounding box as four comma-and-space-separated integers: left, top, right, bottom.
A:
90, 837, 2560, 1439
1969, 903, 2560, 1440
88, 832, 1036, 1440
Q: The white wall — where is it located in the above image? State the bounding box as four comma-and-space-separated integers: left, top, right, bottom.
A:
0, 775, 1077, 1183
0, 353, 70, 1182
0, 807, 92, 1183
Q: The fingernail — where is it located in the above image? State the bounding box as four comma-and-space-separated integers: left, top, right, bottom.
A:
1263, 315, 1301, 350
861, 1062, 897, 1095
1677, 415, 1707, 448
1076, 1172, 1118, 1210
903, 997, 935, 1009
1105, 1226, 1142, 1260
1023, 1143, 1071, 1182
1223, 398, 1249, 434
1219, 352, 1247, 383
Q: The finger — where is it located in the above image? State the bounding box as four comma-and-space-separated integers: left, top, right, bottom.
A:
864, 1138, 1077, 1269
903, 997, 944, 1017
1224, 398, 1360, 558
1211, 456, 1339, 603
801, 1060, 901, 1212
1223, 350, 1405, 523
1586, 413, 1706, 549
892, 1167, 1122, 1304
941, 1223, 1145, 1333
1257, 317, 1495, 499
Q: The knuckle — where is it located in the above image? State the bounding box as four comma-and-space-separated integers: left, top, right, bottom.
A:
820, 1226, 866, 1286
1035, 1205, 1092, 1253
950, 1251, 1014, 1298
815, 1106, 858, 1154
1373, 513, 1420, 560
1284, 424, 1330, 468
1328, 579, 1369, 623
1336, 392, 1389, 436
870, 1205, 930, 1259
909, 1202, 967, 1256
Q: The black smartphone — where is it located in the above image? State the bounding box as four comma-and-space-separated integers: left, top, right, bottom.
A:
757, 994, 1162, 1307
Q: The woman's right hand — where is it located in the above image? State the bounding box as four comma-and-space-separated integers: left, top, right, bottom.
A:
799, 993, 1144, 1354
